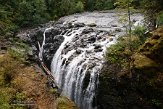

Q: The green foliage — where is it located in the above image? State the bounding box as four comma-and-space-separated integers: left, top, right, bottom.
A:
114, 0, 134, 38
140, 0, 163, 30
75, 1, 84, 13
0, 88, 15, 109
59, 0, 75, 15
132, 26, 147, 43
95, 0, 115, 10
7, 42, 30, 62
13, 92, 27, 101
114, 0, 133, 9
0, 54, 30, 109
151, 99, 162, 107
85, 0, 115, 11
16, 0, 49, 27
157, 12, 163, 26
85, 0, 96, 11
8, 48, 25, 62
57, 96, 79, 109
105, 37, 128, 64
0, 0, 116, 37
105, 34, 144, 64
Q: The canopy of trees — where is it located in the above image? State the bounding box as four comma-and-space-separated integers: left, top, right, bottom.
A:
0, 0, 163, 36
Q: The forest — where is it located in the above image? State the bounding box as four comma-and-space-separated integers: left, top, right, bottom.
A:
1, 0, 163, 36
0, 0, 163, 109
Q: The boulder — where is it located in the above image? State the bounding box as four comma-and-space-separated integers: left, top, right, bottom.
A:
115, 28, 122, 32
132, 53, 159, 71
94, 44, 102, 49
74, 23, 85, 27
82, 28, 94, 34
139, 27, 163, 63
87, 23, 97, 27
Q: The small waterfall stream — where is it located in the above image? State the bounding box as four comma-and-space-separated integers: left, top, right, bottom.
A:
35, 11, 144, 109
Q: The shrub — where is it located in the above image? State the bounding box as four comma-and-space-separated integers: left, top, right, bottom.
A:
132, 25, 147, 43
94, 0, 114, 10
0, 88, 16, 109
105, 36, 128, 64
75, 1, 84, 13
105, 34, 143, 64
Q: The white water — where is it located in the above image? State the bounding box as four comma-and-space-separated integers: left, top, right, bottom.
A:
38, 27, 54, 61
37, 11, 144, 109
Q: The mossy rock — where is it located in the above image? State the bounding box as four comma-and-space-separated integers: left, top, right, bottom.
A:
132, 53, 158, 70
57, 96, 79, 109
139, 26, 163, 63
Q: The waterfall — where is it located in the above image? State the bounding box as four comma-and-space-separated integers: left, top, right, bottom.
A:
38, 27, 54, 61
49, 25, 113, 109
35, 11, 144, 109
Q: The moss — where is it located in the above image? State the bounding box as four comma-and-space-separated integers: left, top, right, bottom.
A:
139, 26, 163, 63
0, 88, 16, 109
57, 96, 79, 109
132, 53, 158, 70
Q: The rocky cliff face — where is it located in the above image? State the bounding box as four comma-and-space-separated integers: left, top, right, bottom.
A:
97, 27, 163, 109
16, 12, 144, 109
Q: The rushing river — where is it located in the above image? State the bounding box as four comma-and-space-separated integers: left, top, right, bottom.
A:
32, 11, 144, 109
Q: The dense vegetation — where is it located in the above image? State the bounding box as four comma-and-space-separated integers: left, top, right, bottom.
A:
1, 0, 163, 37
0, 0, 163, 109
0, 0, 115, 37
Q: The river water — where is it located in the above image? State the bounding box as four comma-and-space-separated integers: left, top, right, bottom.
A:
37, 11, 144, 109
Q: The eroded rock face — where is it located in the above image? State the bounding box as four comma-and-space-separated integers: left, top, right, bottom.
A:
139, 26, 163, 64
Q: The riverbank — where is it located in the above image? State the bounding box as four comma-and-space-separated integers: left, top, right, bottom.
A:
0, 40, 79, 109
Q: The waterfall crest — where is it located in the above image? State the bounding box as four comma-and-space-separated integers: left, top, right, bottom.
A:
34, 11, 144, 109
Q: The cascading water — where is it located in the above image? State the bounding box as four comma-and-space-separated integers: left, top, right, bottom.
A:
50, 27, 110, 109
35, 11, 144, 109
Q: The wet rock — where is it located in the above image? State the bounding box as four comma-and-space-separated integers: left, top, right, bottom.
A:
45, 28, 62, 43
115, 28, 122, 32
76, 49, 82, 54
133, 19, 136, 22
94, 44, 102, 49
83, 70, 91, 90
74, 23, 85, 27
30, 29, 44, 44
94, 48, 103, 52
109, 38, 114, 42
53, 35, 64, 42
88, 36, 96, 43
82, 28, 94, 34
1, 46, 7, 50
111, 24, 118, 27
27, 50, 33, 57
48, 28, 62, 36
87, 23, 97, 27
65, 22, 73, 28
